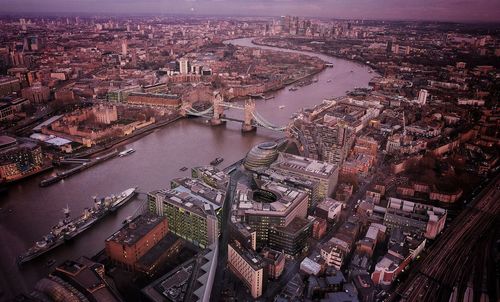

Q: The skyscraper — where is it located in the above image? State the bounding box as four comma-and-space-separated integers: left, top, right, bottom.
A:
417, 89, 428, 105
179, 58, 189, 74
121, 40, 128, 57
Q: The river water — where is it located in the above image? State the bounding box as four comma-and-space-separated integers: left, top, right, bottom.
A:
0, 37, 374, 298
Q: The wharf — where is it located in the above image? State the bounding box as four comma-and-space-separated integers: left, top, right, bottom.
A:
40, 150, 118, 187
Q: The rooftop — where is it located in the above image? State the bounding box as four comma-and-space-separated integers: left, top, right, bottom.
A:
106, 214, 165, 246
0, 135, 17, 149
237, 180, 308, 217
53, 257, 122, 302
273, 152, 337, 179
229, 240, 265, 271
172, 177, 225, 206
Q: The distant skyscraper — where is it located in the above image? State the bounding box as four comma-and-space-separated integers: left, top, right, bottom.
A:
20, 18, 27, 31
121, 40, 128, 57
417, 89, 428, 105
179, 58, 189, 74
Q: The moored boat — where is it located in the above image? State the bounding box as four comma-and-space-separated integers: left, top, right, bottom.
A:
119, 149, 135, 157
18, 187, 137, 265
210, 157, 224, 166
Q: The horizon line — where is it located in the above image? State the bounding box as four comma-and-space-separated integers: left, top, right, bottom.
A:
0, 11, 499, 25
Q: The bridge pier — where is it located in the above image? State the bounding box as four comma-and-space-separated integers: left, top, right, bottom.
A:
179, 102, 192, 117
241, 123, 256, 132
210, 117, 226, 126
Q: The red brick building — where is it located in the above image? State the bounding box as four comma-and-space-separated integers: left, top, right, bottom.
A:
105, 214, 168, 271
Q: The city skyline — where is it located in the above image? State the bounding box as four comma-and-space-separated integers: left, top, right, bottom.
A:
1, 0, 500, 22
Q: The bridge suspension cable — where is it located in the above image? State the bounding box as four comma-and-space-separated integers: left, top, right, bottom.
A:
185, 106, 214, 116
252, 111, 287, 131
184, 102, 288, 132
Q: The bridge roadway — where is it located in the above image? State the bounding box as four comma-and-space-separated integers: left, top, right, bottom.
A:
185, 102, 288, 131
389, 174, 500, 302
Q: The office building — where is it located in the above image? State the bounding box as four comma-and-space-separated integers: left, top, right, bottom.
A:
0, 76, 20, 97
268, 217, 312, 257
371, 231, 425, 287
271, 152, 339, 200
121, 40, 128, 57
320, 237, 351, 270
148, 178, 224, 248
179, 57, 189, 74
21, 84, 50, 103
417, 89, 428, 105
315, 198, 343, 222
244, 141, 279, 170
237, 181, 309, 249
383, 197, 446, 239
312, 217, 327, 239
105, 214, 168, 271
253, 167, 320, 210
0, 102, 14, 121
192, 165, 229, 190
260, 247, 285, 279
352, 272, 375, 302
141, 243, 218, 302
228, 240, 266, 299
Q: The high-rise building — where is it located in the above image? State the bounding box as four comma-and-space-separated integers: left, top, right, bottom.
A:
252, 167, 320, 210
268, 217, 312, 257
179, 57, 189, 74
417, 89, 428, 105
148, 177, 224, 248
239, 181, 309, 248
271, 152, 339, 200
121, 40, 128, 57
228, 240, 266, 298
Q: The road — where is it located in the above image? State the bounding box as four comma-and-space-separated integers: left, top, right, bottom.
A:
389, 174, 500, 302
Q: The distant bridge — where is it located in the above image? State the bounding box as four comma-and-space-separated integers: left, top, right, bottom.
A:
180, 92, 288, 132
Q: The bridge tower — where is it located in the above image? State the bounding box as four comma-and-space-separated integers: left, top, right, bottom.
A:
179, 101, 192, 117
242, 99, 257, 132
210, 92, 225, 126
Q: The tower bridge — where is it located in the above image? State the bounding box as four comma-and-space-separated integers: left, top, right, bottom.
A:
181, 92, 288, 133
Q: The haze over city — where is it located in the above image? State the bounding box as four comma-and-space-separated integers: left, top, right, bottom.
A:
1, 0, 500, 22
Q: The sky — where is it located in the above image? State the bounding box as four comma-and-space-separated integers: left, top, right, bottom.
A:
1, 0, 499, 22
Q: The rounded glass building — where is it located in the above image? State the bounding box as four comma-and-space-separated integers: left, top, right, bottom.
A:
244, 141, 279, 170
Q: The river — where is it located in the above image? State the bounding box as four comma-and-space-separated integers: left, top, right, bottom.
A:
0, 37, 374, 299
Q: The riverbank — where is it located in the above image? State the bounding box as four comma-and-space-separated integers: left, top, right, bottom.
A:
68, 115, 182, 159
251, 37, 382, 75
